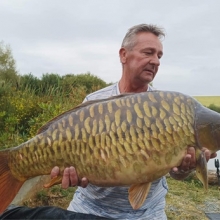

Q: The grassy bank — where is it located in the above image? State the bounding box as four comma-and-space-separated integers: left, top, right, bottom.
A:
194, 96, 220, 107
166, 176, 220, 219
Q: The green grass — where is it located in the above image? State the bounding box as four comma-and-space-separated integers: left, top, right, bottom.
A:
165, 176, 220, 220
194, 96, 220, 107
23, 185, 76, 208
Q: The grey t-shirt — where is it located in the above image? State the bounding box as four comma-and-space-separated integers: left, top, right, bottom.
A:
67, 83, 168, 220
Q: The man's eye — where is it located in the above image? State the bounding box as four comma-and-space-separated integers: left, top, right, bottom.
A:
144, 52, 152, 55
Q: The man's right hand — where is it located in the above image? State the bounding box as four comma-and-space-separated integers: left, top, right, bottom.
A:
51, 166, 89, 189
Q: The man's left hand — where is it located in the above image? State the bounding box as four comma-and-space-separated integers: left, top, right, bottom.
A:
170, 147, 217, 180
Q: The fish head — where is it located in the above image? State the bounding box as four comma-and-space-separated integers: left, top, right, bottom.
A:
195, 102, 220, 153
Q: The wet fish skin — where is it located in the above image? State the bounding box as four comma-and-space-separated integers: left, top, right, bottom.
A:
0, 90, 220, 212
8, 91, 196, 183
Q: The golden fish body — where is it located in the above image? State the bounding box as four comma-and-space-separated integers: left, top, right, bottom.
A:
1, 90, 220, 212
9, 91, 196, 184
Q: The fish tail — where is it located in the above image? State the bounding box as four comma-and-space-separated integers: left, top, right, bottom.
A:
0, 149, 24, 214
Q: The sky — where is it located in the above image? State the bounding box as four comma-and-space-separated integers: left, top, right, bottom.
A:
0, 0, 220, 169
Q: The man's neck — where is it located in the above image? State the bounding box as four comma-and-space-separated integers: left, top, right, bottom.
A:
118, 79, 149, 94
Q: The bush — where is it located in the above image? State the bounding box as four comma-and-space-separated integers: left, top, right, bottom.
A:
208, 104, 220, 113
18, 73, 41, 93
61, 72, 108, 94
28, 86, 86, 137
0, 72, 108, 150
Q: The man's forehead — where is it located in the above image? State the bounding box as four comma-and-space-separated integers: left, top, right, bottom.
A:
136, 32, 162, 42
135, 33, 163, 51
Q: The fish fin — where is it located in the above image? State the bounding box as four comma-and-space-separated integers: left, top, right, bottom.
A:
195, 149, 208, 190
128, 182, 152, 210
0, 149, 25, 213
43, 175, 63, 188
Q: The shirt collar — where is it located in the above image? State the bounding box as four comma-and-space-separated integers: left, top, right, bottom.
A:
116, 82, 153, 95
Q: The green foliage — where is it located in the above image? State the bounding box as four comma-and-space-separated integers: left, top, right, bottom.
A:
0, 70, 107, 149
208, 104, 220, 113
18, 72, 108, 96
36, 190, 48, 203
9, 90, 42, 133
0, 80, 12, 97
185, 178, 203, 188
61, 72, 108, 94
166, 177, 220, 219
18, 73, 41, 92
0, 42, 109, 150
0, 87, 43, 148
182, 173, 203, 188
0, 57, 108, 150
0, 41, 18, 85
41, 73, 62, 87
18, 73, 63, 96
23, 185, 76, 209
194, 96, 220, 107
28, 86, 86, 137
40, 73, 62, 94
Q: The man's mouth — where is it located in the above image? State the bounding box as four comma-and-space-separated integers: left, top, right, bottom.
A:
143, 69, 154, 74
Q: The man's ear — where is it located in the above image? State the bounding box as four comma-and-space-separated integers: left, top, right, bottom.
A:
119, 47, 127, 64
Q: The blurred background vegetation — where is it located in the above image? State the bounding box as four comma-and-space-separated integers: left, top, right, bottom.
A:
0, 42, 110, 149
0, 41, 220, 150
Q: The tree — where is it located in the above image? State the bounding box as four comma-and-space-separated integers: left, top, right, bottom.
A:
62, 72, 108, 93
40, 73, 62, 93
0, 41, 18, 85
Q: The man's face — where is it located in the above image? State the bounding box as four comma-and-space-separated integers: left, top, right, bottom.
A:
121, 32, 163, 85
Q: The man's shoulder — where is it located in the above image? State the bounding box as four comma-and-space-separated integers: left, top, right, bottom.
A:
85, 83, 118, 101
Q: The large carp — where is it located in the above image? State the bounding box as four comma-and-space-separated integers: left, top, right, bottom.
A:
0, 90, 220, 213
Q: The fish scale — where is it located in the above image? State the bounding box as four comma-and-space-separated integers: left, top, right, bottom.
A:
1, 90, 220, 212
11, 92, 195, 179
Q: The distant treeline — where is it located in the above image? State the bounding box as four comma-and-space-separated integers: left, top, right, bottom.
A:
17, 72, 109, 96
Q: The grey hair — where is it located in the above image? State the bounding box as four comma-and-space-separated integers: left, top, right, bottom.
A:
121, 24, 165, 50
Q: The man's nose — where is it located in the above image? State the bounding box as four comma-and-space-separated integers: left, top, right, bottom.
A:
149, 55, 160, 66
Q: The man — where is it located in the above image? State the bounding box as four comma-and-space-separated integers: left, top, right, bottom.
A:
51, 24, 216, 219
0, 24, 216, 220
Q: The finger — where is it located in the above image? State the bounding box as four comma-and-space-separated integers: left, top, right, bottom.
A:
171, 154, 191, 172
51, 166, 60, 178
179, 154, 191, 171
204, 150, 211, 162
69, 166, 78, 187
171, 167, 178, 172
187, 147, 196, 168
61, 167, 70, 189
80, 177, 89, 188
171, 155, 191, 173
210, 152, 217, 159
